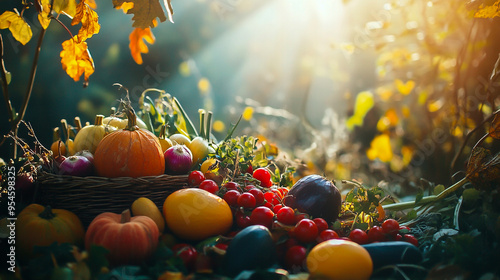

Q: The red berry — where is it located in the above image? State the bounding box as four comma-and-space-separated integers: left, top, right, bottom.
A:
199, 179, 219, 194
244, 185, 256, 191
285, 246, 307, 272
248, 188, 265, 206
245, 165, 253, 174
235, 211, 251, 228
277, 206, 296, 225
395, 234, 403, 241
237, 192, 256, 209
250, 206, 275, 228
403, 234, 419, 247
382, 219, 400, 235
348, 229, 369, 245
313, 218, 329, 233
223, 181, 240, 191
367, 226, 386, 243
263, 202, 274, 209
277, 187, 289, 197
317, 229, 339, 242
188, 171, 205, 186
294, 219, 318, 244
253, 168, 271, 184
223, 190, 241, 206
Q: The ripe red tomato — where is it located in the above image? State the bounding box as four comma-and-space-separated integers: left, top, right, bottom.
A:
188, 171, 205, 186
317, 229, 339, 242
273, 204, 283, 214
313, 218, 329, 233
277, 206, 296, 225
294, 219, 318, 244
367, 225, 386, 243
172, 244, 198, 270
277, 187, 289, 197
398, 225, 411, 234
253, 168, 271, 184
199, 179, 219, 194
248, 188, 265, 206
264, 191, 279, 205
261, 180, 273, 188
250, 206, 275, 228
285, 245, 307, 272
223, 181, 240, 191
403, 234, 419, 247
382, 219, 400, 235
294, 213, 309, 223
348, 229, 369, 245
235, 211, 251, 228
237, 192, 257, 209
223, 190, 241, 206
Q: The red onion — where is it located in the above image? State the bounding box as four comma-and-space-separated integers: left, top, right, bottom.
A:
15, 172, 35, 195
75, 150, 95, 165
164, 145, 193, 175
59, 155, 93, 177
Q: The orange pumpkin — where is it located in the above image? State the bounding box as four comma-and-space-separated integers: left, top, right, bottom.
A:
93, 106, 165, 178
85, 209, 159, 266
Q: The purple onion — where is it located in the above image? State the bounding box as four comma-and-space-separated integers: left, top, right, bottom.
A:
75, 150, 95, 165
59, 155, 94, 177
164, 145, 193, 175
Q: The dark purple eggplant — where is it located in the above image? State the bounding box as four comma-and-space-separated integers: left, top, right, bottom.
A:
283, 175, 341, 224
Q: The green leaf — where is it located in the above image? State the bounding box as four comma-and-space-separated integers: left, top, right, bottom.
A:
406, 209, 417, 220
87, 245, 109, 277
0, 71, 11, 85
172, 97, 198, 137
433, 184, 445, 196
415, 189, 424, 203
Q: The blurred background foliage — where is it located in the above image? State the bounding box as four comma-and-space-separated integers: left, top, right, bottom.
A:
0, 0, 499, 197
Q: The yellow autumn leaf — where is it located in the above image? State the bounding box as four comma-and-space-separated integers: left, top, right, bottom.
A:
115, 2, 134, 13
129, 27, 155, 64
60, 36, 95, 82
38, 0, 51, 29
366, 134, 393, 162
87, 0, 97, 9
474, 0, 500, 18
71, 0, 100, 42
395, 79, 415, 95
53, 0, 77, 17
346, 91, 374, 130
401, 145, 413, 166
198, 78, 211, 95
242, 106, 254, 121
427, 99, 443, 112
0, 11, 32, 45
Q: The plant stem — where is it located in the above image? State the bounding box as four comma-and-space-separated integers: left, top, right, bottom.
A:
11, 27, 47, 159
383, 177, 469, 212
0, 35, 13, 123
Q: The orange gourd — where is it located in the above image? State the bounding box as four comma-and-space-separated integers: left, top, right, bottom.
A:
85, 209, 159, 266
93, 105, 165, 178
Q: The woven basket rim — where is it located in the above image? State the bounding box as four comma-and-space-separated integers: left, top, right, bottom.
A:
37, 170, 188, 182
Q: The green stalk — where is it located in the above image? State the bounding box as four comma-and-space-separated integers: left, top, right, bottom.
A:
199, 109, 206, 139
173, 97, 198, 137
206, 111, 213, 142
383, 177, 469, 212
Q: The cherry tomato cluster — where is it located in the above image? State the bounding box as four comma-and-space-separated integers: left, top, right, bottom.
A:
348, 219, 419, 247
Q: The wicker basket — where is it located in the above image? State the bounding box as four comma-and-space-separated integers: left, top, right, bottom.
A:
35, 171, 188, 227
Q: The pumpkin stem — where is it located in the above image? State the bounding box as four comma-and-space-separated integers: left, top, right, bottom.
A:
121, 209, 132, 223
39, 205, 56, 220
159, 125, 167, 140
124, 106, 139, 131
95, 115, 104, 126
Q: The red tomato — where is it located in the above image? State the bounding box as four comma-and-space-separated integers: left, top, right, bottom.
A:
172, 244, 198, 270
223, 190, 241, 206
277, 206, 296, 225
403, 234, 419, 247
294, 219, 318, 244
235, 211, 251, 228
253, 168, 271, 184
367, 225, 386, 243
382, 219, 400, 235
348, 229, 369, 245
248, 188, 265, 206
188, 171, 205, 186
285, 246, 307, 272
223, 181, 240, 191
317, 229, 339, 242
237, 192, 257, 209
313, 218, 329, 233
250, 206, 275, 228
199, 179, 219, 194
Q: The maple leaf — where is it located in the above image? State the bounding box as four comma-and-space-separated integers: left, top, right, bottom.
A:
37, 0, 51, 29
129, 27, 155, 64
0, 11, 33, 45
71, 0, 100, 42
113, 0, 167, 29
60, 36, 95, 83
53, 0, 77, 17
